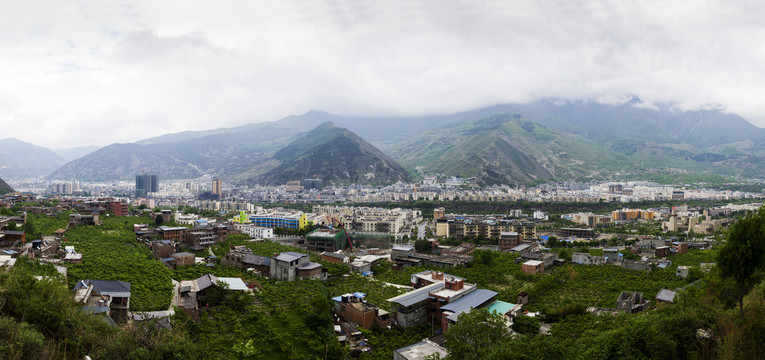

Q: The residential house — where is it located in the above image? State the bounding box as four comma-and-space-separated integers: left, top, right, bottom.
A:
321, 252, 350, 264
621, 259, 651, 271
521, 260, 544, 275
676, 266, 690, 278
73, 279, 131, 324
194, 274, 250, 308
571, 252, 606, 265
498, 232, 521, 252
331, 292, 391, 330
655, 246, 670, 257
269, 252, 324, 281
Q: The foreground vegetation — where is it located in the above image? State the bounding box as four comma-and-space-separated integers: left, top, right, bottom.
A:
1, 208, 763, 359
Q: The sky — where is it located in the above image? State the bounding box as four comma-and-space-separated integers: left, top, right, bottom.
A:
2, 0, 765, 149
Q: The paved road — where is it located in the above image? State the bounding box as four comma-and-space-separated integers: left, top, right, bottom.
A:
417, 222, 427, 239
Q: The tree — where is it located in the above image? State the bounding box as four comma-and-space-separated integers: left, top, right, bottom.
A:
445, 308, 509, 360
511, 314, 540, 335
717, 206, 765, 320
154, 215, 164, 225
414, 239, 430, 253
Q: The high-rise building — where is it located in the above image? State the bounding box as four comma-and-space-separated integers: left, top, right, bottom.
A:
303, 178, 323, 191
212, 179, 222, 195
135, 174, 158, 197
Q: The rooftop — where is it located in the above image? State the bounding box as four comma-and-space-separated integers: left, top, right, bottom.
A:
388, 282, 445, 307
395, 340, 448, 360
523, 260, 544, 266
443, 289, 498, 322
487, 300, 516, 316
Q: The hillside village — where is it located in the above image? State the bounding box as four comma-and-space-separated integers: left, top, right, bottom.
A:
0, 187, 762, 359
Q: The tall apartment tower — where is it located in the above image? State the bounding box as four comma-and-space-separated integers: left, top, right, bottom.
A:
212, 179, 222, 195
136, 174, 158, 197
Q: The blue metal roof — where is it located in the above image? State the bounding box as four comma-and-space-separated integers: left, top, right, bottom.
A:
442, 289, 498, 322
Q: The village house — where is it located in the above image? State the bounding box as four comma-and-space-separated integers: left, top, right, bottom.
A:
571, 252, 606, 265
269, 252, 324, 281
331, 292, 391, 330
521, 260, 545, 275
73, 279, 131, 324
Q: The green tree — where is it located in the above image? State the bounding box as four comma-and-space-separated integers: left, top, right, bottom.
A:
511, 314, 540, 335
154, 215, 164, 225
444, 308, 508, 360
414, 239, 431, 253
717, 206, 765, 319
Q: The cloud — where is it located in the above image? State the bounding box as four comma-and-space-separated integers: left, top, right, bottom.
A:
1, 0, 765, 149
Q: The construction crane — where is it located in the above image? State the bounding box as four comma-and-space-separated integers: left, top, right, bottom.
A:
327, 215, 354, 249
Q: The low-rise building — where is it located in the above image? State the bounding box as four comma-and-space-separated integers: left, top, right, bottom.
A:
269, 252, 324, 281
331, 292, 391, 330
73, 279, 131, 324
521, 260, 544, 275
676, 266, 690, 278
571, 252, 606, 265
321, 252, 350, 264
394, 340, 448, 360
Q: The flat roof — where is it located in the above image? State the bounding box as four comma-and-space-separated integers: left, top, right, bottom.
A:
655, 289, 676, 303
395, 340, 448, 360
217, 277, 248, 291
523, 260, 544, 266
487, 300, 515, 316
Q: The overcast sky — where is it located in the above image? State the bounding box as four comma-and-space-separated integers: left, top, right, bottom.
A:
2, 0, 764, 149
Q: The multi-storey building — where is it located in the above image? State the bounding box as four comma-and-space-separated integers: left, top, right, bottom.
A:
435, 216, 536, 240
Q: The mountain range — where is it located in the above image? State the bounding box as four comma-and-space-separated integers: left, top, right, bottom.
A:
4, 96, 765, 186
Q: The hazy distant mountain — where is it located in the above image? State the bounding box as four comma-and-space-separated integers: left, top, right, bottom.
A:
0, 138, 67, 179
391, 113, 632, 186
53, 145, 100, 162
0, 177, 12, 194
44, 97, 765, 183
48, 121, 304, 181
244, 122, 412, 186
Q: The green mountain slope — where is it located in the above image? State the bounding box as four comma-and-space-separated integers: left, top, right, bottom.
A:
391, 113, 632, 186
246, 122, 412, 186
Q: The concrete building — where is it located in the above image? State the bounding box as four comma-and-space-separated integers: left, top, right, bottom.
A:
135, 174, 158, 197
285, 180, 301, 192
435, 216, 536, 240
306, 228, 349, 252
616, 291, 650, 313
303, 178, 323, 191
521, 260, 544, 275
498, 232, 521, 252
676, 266, 690, 278
571, 252, 606, 265
394, 340, 448, 360
269, 252, 324, 281
211, 179, 222, 196
331, 292, 390, 330
73, 279, 131, 324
